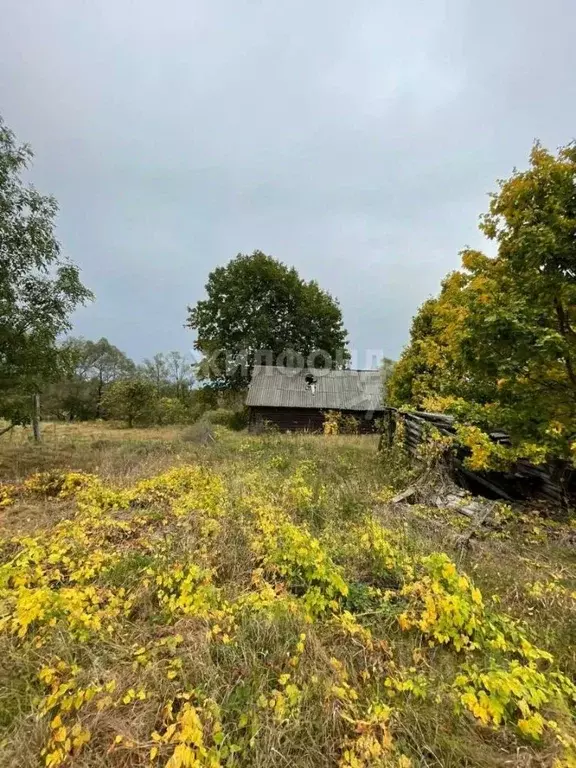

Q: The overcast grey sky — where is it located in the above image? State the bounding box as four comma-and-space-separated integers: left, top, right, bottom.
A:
1, 0, 575, 366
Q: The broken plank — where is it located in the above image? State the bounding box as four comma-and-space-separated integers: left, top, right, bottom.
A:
391, 486, 417, 504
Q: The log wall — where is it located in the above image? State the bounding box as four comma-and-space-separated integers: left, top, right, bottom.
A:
248, 406, 383, 434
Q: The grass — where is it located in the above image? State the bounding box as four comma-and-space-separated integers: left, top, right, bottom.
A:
0, 422, 189, 488
0, 422, 575, 767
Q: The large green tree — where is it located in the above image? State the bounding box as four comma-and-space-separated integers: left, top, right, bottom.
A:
389, 142, 576, 462
0, 117, 92, 427
187, 251, 349, 388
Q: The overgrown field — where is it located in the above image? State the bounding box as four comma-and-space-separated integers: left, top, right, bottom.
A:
0, 424, 575, 767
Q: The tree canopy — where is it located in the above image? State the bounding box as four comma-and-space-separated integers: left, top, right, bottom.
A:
100, 379, 157, 428
388, 141, 576, 464
0, 116, 92, 424
187, 251, 349, 388
46, 337, 136, 420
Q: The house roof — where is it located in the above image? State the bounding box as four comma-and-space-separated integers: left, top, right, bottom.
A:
246, 366, 384, 412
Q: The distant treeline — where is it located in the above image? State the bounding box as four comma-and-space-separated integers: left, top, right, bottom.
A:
41, 337, 242, 428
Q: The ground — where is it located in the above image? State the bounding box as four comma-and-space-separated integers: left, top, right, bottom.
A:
0, 422, 575, 768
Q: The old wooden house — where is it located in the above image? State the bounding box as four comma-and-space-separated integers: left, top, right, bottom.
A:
246, 366, 384, 432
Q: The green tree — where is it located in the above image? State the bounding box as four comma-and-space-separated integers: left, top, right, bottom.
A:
389, 142, 576, 462
80, 338, 135, 417
187, 251, 349, 388
0, 116, 92, 429
100, 379, 157, 428
47, 337, 135, 420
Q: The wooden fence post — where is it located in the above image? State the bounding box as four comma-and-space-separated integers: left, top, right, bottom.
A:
32, 393, 41, 443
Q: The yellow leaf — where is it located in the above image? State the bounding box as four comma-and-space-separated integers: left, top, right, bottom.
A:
53, 727, 67, 743
518, 713, 545, 740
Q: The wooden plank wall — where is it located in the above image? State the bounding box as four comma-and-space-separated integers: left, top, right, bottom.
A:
248, 406, 383, 434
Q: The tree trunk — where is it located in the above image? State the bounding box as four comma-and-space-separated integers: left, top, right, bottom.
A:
554, 296, 576, 396
32, 393, 41, 443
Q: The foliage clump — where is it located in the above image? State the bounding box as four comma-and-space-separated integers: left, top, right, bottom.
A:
398, 553, 484, 651
323, 411, 360, 435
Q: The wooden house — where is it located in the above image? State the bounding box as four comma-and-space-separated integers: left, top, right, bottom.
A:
246, 366, 384, 432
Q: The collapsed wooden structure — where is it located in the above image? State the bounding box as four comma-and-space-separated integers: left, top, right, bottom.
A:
383, 408, 576, 507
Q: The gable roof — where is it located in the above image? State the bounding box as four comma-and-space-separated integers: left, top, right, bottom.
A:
246, 366, 384, 412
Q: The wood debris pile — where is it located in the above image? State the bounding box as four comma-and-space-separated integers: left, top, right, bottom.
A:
382, 408, 575, 510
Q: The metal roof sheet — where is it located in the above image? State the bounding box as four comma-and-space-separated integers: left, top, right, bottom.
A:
246, 366, 384, 411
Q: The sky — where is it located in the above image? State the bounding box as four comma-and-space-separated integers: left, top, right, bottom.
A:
1, 0, 575, 368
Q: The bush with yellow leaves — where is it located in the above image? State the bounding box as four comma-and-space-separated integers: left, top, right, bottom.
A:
455, 660, 576, 743
398, 552, 484, 651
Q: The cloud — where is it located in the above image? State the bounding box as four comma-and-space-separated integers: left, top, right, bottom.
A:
1, 0, 575, 362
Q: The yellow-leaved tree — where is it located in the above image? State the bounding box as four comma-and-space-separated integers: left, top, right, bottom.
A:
388, 142, 576, 465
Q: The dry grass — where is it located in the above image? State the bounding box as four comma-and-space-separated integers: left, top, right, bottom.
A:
2, 421, 185, 446
0, 422, 192, 484
0, 423, 574, 767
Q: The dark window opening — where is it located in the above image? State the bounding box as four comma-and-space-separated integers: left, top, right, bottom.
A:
305, 373, 318, 395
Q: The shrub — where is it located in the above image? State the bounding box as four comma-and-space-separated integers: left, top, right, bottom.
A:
323, 412, 360, 435
154, 397, 190, 425
203, 408, 248, 431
